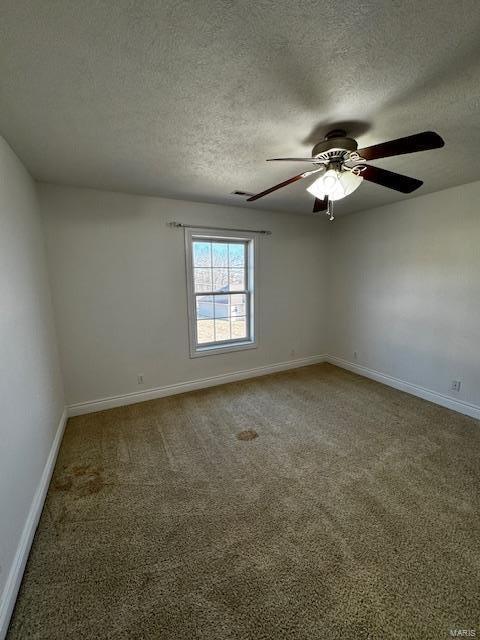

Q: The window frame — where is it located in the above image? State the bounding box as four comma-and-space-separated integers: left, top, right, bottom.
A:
185, 227, 258, 358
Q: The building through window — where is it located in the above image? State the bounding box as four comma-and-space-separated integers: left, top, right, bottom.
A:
185, 228, 257, 357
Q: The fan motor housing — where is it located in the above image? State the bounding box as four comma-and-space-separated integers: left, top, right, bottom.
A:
311, 134, 358, 160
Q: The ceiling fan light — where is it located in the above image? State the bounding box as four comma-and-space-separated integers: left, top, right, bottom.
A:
321, 170, 338, 194
307, 169, 363, 201
306, 169, 339, 198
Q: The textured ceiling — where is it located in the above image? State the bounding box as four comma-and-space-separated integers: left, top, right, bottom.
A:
1, 0, 480, 215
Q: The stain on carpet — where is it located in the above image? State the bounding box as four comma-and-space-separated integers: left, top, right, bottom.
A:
53, 463, 104, 497
237, 429, 258, 441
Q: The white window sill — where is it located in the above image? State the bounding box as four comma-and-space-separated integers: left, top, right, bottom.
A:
190, 340, 257, 358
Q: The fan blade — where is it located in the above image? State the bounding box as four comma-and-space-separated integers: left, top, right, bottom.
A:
313, 197, 328, 213
247, 172, 307, 201
357, 131, 444, 161
360, 165, 423, 193
266, 157, 321, 162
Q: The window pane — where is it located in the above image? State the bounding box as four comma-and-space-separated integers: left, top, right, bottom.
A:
212, 268, 228, 292
212, 242, 228, 267
194, 268, 212, 292
196, 295, 213, 319
213, 296, 229, 319
214, 319, 230, 341
228, 243, 245, 268
230, 293, 246, 317
197, 319, 214, 344
189, 235, 253, 353
229, 269, 245, 291
193, 241, 211, 267
231, 316, 247, 339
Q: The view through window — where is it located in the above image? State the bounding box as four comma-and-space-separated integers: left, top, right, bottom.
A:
186, 230, 256, 355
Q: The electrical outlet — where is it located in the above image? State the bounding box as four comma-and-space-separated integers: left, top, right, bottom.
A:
137, 374, 144, 385
353, 351, 358, 360
451, 380, 461, 392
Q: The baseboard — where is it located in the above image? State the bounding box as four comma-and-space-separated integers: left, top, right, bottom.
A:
65, 353, 480, 421
68, 355, 328, 417
0, 408, 68, 640
326, 355, 480, 421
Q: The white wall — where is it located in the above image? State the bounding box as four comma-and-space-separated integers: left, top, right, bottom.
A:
38, 184, 328, 406
327, 180, 480, 408
36, 178, 480, 415
0, 138, 64, 633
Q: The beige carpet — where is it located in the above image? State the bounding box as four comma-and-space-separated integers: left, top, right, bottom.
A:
7, 364, 480, 639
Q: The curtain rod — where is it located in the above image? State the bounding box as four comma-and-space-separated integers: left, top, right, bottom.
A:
168, 222, 272, 235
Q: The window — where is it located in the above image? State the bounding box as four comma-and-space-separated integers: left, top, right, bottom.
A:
185, 228, 257, 357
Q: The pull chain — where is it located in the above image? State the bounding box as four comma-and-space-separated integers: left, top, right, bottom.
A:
327, 199, 334, 221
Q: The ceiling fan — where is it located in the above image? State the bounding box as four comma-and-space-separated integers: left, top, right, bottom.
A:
246, 129, 444, 220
